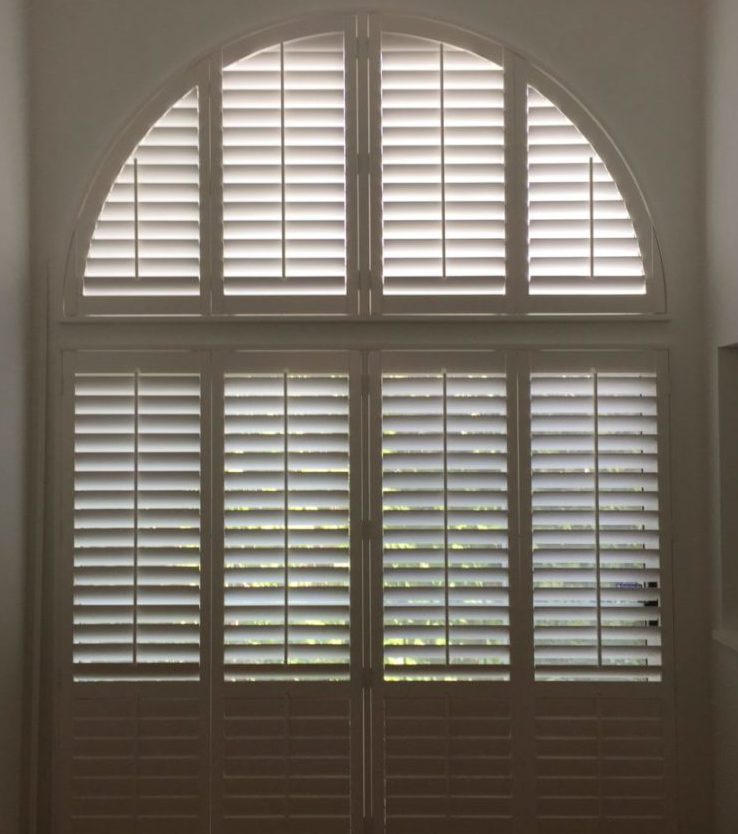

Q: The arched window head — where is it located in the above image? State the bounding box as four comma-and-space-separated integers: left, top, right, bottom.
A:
84, 89, 201, 300
68, 15, 664, 316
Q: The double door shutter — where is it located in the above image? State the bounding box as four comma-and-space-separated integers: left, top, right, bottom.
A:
58, 348, 674, 833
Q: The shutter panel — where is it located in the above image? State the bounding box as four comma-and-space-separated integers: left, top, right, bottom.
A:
527, 86, 646, 295
84, 89, 201, 297
222, 33, 347, 297
217, 693, 352, 833
379, 33, 506, 302
530, 366, 661, 680
535, 695, 672, 830
381, 369, 510, 680
383, 695, 514, 832
223, 371, 351, 679
73, 371, 201, 679
67, 685, 208, 834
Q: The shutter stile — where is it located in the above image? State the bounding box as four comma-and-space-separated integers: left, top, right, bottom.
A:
381, 370, 510, 680
530, 367, 661, 681
73, 371, 202, 681
223, 371, 351, 680
527, 86, 646, 296
379, 33, 506, 300
84, 89, 201, 297
222, 33, 347, 298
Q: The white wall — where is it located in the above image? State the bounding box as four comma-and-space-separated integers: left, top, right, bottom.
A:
30, 0, 710, 830
0, 0, 28, 831
706, 1, 738, 831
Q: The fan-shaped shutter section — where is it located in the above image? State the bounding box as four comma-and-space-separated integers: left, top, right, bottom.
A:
222, 33, 347, 296
223, 371, 351, 679
379, 33, 506, 298
73, 371, 202, 679
84, 89, 201, 297
530, 367, 661, 680
527, 86, 645, 295
381, 370, 510, 680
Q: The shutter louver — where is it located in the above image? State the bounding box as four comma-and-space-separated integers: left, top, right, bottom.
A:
73, 371, 201, 679
535, 695, 670, 828
384, 695, 514, 830
530, 368, 661, 680
223, 371, 351, 679
381, 371, 510, 680
84, 89, 200, 297
68, 688, 207, 833
222, 33, 347, 297
527, 86, 646, 295
380, 33, 506, 299
218, 694, 352, 831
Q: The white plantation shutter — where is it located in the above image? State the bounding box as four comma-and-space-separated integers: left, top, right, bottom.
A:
527, 85, 646, 296
221, 32, 348, 299
84, 88, 201, 298
73, 368, 202, 680
529, 363, 662, 680
380, 364, 510, 680
74, 17, 663, 313
58, 346, 675, 833
57, 13, 676, 831
378, 33, 506, 304
223, 369, 351, 679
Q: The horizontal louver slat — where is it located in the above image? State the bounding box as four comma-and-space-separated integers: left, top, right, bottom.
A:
222, 33, 347, 297
527, 86, 645, 296
224, 371, 350, 680
530, 369, 661, 681
384, 695, 513, 829
382, 371, 510, 680
219, 693, 351, 830
68, 687, 206, 832
535, 696, 669, 827
73, 372, 201, 679
380, 33, 506, 298
85, 90, 200, 297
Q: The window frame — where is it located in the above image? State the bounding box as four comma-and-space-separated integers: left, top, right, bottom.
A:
42, 12, 678, 834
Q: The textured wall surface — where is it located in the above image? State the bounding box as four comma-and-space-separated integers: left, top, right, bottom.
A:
706, 0, 738, 830
0, 0, 28, 831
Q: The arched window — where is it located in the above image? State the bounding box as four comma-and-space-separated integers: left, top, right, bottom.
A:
68, 17, 664, 315
53, 14, 675, 834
